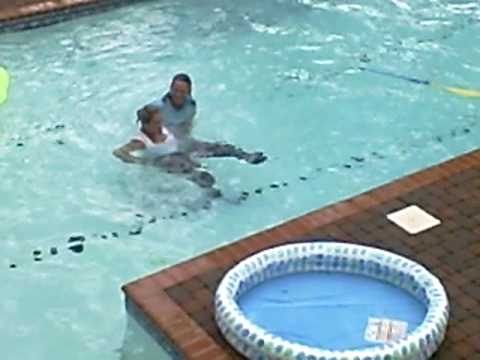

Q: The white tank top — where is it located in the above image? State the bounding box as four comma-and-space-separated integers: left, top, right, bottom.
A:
132, 128, 178, 158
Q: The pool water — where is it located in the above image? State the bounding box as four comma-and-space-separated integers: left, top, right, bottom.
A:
239, 272, 426, 351
0, 1, 478, 359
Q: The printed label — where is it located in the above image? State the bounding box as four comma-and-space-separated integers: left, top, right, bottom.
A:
364, 318, 408, 343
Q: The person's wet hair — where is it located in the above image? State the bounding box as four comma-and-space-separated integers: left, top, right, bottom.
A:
137, 105, 160, 126
170, 73, 192, 93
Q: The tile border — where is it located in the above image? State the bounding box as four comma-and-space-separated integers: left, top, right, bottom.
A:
124, 280, 226, 359
125, 297, 183, 360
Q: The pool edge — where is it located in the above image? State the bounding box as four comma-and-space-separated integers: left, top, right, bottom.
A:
0, 0, 150, 32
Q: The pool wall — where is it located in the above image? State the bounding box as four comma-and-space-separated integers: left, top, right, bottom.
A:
121, 297, 182, 360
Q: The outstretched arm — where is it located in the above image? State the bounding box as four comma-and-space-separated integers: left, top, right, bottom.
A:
113, 140, 146, 164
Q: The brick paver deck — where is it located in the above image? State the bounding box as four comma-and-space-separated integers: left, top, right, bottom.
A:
123, 149, 480, 360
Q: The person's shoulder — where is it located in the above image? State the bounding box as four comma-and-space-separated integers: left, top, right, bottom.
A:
150, 98, 166, 109
161, 93, 170, 103
163, 127, 175, 139
186, 97, 196, 115
131, 132, 147, 146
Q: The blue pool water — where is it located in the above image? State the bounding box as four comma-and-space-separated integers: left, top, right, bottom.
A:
0, 1, 479, 359
239, 272, 426, 350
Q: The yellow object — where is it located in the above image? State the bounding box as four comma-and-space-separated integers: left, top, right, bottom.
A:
0, 66, 9, 105
431, 82, 480, 98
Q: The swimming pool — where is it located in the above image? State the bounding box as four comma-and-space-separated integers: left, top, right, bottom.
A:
0, 1, 478, 359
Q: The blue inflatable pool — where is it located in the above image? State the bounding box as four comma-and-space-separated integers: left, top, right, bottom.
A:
215, 242, 449, 360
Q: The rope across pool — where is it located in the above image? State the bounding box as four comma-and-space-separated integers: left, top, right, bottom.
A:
214, 242, 449, 360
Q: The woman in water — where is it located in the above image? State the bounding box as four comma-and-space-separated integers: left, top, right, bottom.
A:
148, 73, 267, 164
113, 105, 221, 197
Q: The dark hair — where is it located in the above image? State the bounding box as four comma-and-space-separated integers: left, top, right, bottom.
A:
136, 105, 160, 126
170, 73, 192, 94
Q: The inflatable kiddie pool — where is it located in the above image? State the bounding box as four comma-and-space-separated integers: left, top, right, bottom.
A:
215, 242, 449, 360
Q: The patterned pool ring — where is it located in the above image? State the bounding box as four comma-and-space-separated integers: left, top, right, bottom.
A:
215, 241, 449, 360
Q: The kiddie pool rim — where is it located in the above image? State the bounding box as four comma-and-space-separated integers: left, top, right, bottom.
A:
214, 241, 449, 360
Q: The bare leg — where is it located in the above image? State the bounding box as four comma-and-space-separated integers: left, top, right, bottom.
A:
186, 170, 222, 198
152, 153, 200, 174
183, 138, 267, 164
153, 153, 221, 198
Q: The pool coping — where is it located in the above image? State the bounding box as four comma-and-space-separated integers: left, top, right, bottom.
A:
122, 148, 480, 360
0, 0, 148, 32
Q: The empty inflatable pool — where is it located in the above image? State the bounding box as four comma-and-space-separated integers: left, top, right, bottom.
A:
215, 242, 449, 360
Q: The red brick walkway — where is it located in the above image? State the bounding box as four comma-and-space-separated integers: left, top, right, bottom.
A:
0, 0, 110, 22
123, 149, 480, 360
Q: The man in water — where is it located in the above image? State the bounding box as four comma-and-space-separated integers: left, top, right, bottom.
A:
147, 73, 267, 164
